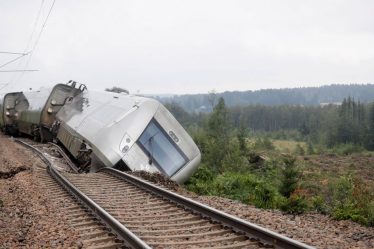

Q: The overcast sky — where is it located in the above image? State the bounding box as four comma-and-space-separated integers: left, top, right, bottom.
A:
0, 0, 373, 94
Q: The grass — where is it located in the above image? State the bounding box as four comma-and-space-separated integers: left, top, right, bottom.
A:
272, 139, 307, 153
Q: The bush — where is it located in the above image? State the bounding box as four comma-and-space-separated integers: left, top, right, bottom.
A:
331, 143, 365, 155
191, 172, 281, 209
249, 182, 280, 209
185, 163, 216, 195
280, 193, 308, 214
279, 157, 300, 198
294, 144, 305, 155
213, 173, 258, 203
328, 176, 374, 226
311, 196, 328, 214
221, 138, 251, 173
253, 137, 275, 151
307, 141, 315, 155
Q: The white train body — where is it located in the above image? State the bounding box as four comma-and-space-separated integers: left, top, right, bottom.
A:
56, 90, 201, 183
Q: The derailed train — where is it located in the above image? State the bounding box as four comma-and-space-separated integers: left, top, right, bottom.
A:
0, 82, 201, 183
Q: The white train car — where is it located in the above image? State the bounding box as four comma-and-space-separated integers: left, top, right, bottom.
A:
56, 90, 201, 183
0, 94, 4, 131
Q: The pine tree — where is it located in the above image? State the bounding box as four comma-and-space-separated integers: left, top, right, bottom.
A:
366, 103, 374, 150
279, 157, 300, 198
206, 97, 230, 172
237, 119, 248, 155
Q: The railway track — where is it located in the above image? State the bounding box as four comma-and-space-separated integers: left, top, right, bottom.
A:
16, 139, 315, 249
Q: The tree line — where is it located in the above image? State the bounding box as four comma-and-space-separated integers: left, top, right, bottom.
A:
165, 96, 374, 151
159, 84, 374, 112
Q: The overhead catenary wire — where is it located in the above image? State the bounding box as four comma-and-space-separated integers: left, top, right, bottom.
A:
24, 0, 56, 69
0, 52, 30, 69
23, 0, 45, 55
0, 51, 28, 55
0, 70, 39, 72
1, 0, 55, 91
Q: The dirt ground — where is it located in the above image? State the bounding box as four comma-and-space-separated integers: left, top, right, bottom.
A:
0, 134, 81, 248
303, 154, 374, 188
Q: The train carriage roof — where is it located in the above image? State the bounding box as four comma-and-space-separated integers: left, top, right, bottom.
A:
56, 90, 160, 138
22, 88, 53, 111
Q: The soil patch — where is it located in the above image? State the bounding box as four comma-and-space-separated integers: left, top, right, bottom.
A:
0, 166, 28, 179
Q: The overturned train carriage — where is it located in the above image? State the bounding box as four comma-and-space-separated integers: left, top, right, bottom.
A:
0, 94, 4, 131
2, 92, 22, 135
2, 84, 82, 141
56, 90, 201, 183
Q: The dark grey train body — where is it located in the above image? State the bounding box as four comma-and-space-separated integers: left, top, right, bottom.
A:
0, 82, 201, 183
1, 84, 82, 141
2, 91, 22, 135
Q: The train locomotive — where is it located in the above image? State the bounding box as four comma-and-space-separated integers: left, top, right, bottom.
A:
0, 81, 201, 183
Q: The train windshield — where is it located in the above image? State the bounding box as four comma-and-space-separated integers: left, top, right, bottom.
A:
138, 120, 187, 176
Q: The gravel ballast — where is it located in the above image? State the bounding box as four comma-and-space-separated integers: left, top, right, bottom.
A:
131, 171, 374, 249
1, 133, 373, 248
0, 134, 81, 248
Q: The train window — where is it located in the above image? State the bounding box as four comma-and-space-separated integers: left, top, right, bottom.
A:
138, 120, 188, 177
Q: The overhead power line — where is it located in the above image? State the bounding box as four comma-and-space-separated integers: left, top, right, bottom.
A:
0, 52, 30, 69
3, 0, 56, 91
25, 0, 56, 68
0, 51, 28, 55
23, 0, 45, 55
0, 70, 39, 72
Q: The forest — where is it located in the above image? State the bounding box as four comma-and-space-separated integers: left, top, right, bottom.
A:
158, 84, 374, 112
164, 96, 374, 227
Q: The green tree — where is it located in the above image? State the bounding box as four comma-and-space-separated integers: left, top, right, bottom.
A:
164, 102, 191, 127
366, 103, 374, 150
279, 157, 300, 198
206, 97, 230, 173
237, 120, 248, 155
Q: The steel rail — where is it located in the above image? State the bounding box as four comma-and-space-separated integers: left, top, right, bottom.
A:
15, 139, 151, 249
102, 167, 315, 249
47, 142, 79, 173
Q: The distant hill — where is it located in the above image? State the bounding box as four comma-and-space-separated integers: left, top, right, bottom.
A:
154, 84, 374, 112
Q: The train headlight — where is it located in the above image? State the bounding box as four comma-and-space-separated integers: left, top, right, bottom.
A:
5, 111, 10, 116
14, 112, 18, 117
122, 145, 130, 153
47, 107, 53, 113
51, 99, 56, 105
120, 133, 133, 154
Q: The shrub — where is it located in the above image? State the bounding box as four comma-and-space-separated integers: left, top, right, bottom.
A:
279, 157, 300, 198
328, 176, 374, 226
332, 143, 365, 155
221, 138, 251, 173
307, 141, 315, 155
213, 173, 257, 203
253, 137, 275, 151
280, 193, 308, 214
249, 182, 280, 209
294, 144, 305, 155
209, 172, 281, 209
311, 196, 328, 214
185, 163, 216, 195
